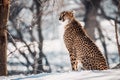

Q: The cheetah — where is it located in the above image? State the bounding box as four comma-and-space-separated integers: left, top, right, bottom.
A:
59, 11, 109, 71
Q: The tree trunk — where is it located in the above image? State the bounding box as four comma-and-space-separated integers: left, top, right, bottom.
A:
34, 0, 44, 74
0, 0, 10, 76
82, 0, 102, 41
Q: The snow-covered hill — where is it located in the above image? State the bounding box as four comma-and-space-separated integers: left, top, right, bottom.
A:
1, 69, 120, 80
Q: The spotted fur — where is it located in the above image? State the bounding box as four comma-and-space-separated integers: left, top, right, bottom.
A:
59, 11, 109, 70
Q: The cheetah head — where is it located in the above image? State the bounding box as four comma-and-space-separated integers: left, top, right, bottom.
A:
59, 11, 75, 22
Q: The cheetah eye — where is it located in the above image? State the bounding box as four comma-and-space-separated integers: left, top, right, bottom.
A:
61, 13, 65, 17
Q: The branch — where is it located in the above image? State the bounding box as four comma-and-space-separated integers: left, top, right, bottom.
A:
115, 17, 120, 62
99, 7, 120, 24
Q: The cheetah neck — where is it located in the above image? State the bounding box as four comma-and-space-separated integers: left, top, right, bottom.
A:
64, 18, 75, 30
64, 19, 87, 37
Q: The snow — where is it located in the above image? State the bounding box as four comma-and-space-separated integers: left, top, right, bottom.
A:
1, 69, 120, 80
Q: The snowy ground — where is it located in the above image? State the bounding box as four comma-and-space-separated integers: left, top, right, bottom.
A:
1, 69, 120, 80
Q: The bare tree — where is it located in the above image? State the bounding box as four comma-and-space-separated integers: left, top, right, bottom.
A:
81, 0, 102, 41
8, 0, 51, 75
0, 0, 10, 76
34, 0, 44, 73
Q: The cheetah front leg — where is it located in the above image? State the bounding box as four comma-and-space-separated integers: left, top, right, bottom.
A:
70, 53, 78, 71
66, 44, 78, 71
64, 35, 78, 71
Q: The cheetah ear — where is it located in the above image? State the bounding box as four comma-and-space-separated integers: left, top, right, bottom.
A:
70, 10, 75, 17
71, 10, 75, 14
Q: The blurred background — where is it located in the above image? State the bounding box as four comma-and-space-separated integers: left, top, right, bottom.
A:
7, 0, 120, 75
